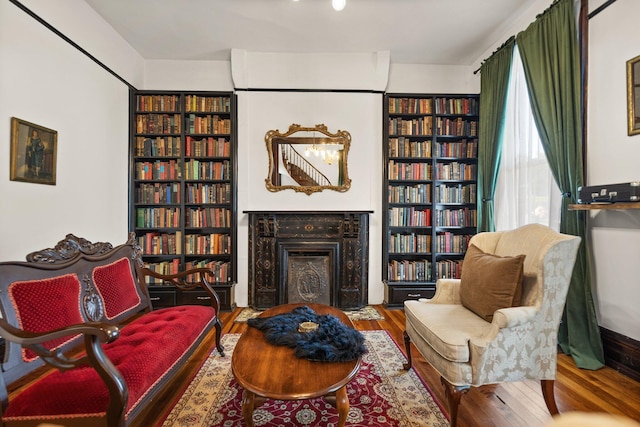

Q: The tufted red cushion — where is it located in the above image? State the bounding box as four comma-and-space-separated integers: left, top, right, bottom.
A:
9, 274, 84, 362
3, 305, 216, 421
93, 257, 141, 320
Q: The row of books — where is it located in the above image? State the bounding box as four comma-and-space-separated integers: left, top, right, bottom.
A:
185, 183, 232, 204
435, 183, 477, 204
388, 183, 431, 204
388, 137, 432, 158
143, 259, 232, 285
136, 207, 181, 228
434, 98, 479, 115
143, 258, 181, 284
136, 182, 181, 204
185, 259, 232, 283
137, 95, 180, 113
435, 208, 477, 227
135, 137, 181, 157
388, 161, 433, 181
136, 114, 181, 134
136, 95, 232, 114
434, 259, 464, 279
389, 233, 432, 254
185, 207, 231, 228
185, 136, 230, 157
435, 140, 478, 158
388, 117, 433, 136
435, 162, 477, 181
389, 207, 432, 227
435, 232, 472, 253
185, 114, 231, 135
184, 233, 231, 255
388, 98, 433, 115
135, 160, 181, 181
138, 231, 182, 255
436, 117, 478, 137
183, 160, 231, 181
184, 95, 231, 113
387, 259, 432, 282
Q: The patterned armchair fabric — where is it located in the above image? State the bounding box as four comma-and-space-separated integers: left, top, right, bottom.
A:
403, 224, 581, 426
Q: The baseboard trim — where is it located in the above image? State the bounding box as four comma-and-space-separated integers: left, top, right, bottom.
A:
600, 327, 640, 382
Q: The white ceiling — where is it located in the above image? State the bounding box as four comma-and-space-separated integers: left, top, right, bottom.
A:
84, 0, 537, 65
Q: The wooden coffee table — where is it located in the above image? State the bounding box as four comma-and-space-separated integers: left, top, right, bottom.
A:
231, 303, 361, 427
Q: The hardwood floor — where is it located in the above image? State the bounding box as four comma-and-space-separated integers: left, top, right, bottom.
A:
150, 305, 640, 427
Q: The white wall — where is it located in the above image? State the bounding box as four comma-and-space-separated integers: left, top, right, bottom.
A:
387, 64, 479, 94
143, 60, 234, 92
587, 0, 640, 341
0, 0, 141, 259
236, 91, 382, 306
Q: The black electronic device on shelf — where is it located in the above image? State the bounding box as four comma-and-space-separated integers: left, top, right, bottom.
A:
577, 182, 640, 204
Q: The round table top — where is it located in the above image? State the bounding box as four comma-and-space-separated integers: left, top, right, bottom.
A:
231, 303, 361, 400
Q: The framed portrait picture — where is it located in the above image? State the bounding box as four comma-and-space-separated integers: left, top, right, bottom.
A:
627, 54, 640, 136
10, 117, 57, 185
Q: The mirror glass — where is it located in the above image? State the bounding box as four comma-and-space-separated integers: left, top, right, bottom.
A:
265, 123, 351, 195
628, 54, 640, 136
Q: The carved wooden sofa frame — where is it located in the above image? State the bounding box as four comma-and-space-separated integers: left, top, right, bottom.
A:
0, 233, 224, 427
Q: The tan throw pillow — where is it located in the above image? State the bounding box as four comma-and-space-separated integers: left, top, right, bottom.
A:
459, 244, 525, 322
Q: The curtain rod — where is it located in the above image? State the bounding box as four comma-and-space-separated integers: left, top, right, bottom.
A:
473, 0, 617, 75
473, 36, 515, 75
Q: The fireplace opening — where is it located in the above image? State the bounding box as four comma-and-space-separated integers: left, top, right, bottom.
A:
280, 243, 339, 307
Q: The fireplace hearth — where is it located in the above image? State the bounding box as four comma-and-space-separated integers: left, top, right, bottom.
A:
246, 211, 371, 310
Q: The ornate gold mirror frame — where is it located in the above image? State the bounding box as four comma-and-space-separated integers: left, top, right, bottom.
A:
265, 123, 351, 195
627, 54, 640, 136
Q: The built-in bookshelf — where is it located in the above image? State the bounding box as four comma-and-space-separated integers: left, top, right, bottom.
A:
130, 91, 237, 310
383, 93, 479, 307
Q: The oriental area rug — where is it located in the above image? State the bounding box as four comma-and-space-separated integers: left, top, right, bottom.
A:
234, 305, 384, 323
159, 331, 448, 427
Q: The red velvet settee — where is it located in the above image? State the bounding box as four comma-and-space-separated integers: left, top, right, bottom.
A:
0, 234, 225, 427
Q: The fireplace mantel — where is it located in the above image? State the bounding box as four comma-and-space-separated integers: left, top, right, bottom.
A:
245, 211, 372, 310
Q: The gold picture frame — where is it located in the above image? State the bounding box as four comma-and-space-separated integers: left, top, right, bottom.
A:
265, 123, 351, 195
10, 117, 58, 185
627, 54, 640, 136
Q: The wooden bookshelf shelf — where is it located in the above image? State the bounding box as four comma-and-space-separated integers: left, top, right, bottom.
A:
130, 90, 237, 311
569, 202, 640, 210
383, 93, 479, 308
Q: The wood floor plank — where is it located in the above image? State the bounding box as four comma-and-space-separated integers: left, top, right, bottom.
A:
146, 305, 640, 427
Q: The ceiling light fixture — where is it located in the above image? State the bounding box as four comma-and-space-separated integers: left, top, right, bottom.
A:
332, 0, 346, 11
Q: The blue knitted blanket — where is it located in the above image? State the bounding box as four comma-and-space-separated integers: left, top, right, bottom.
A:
247, 305, 367, 362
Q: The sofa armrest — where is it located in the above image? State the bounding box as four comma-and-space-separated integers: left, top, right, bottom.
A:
492, 306, 538, 328
469, 306, 538, 349
427, 278, 462, 304
0, 317, 120, 370
138, 266, 222, 312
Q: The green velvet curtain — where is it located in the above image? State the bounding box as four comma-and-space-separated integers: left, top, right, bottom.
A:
477, 38, 515, 232
516, 0, 604, 369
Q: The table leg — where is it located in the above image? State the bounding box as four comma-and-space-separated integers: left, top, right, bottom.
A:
335, 386, 349, 427
241, 389, 255, 427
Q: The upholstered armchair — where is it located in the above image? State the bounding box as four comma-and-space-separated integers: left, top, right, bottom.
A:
403, 224, 581, 427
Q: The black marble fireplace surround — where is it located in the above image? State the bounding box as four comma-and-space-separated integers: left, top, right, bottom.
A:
245, 211, 371, 310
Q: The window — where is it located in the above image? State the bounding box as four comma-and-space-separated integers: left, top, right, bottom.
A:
495, 46, 561, 231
